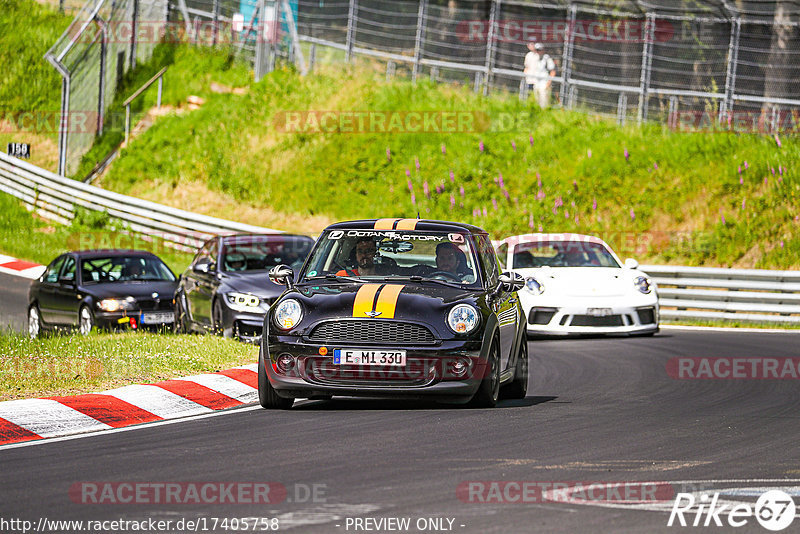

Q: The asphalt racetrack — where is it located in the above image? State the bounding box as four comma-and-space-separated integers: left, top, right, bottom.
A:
1, 318, 799, 533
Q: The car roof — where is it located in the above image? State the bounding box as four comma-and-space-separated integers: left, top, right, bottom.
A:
68, 249, 160, 258
218, 233, 313, 244
324, 219, 487, 234
500, 233, 609, 247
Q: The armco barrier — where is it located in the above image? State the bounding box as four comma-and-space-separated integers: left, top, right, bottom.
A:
0, 153, 279, 251
642, 265, 800, 324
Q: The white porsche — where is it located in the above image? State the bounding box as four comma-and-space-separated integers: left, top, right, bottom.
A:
496, 233, 659, 336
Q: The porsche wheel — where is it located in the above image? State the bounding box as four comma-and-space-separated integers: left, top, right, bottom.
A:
258, 347, 293, 409
28, 305, 42, 339
78, 305, 94, 336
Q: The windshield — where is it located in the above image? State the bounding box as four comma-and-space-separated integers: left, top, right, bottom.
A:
300, 229, 481, 286
221, 236, 313, 272
81, 256, 176, 283
513, 240, 620, 268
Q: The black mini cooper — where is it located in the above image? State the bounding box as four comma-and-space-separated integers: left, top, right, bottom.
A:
259, 219, 528, 409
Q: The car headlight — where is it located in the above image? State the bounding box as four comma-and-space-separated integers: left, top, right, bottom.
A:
225, 292, 267, 313
447, 304, 479, 334
634, 276, 652, 294
98, 297, 136, 312
525, 276, 545, 295
273, 299, 303, 330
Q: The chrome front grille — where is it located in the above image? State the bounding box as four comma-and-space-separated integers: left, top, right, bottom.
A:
307, 320, 437, 345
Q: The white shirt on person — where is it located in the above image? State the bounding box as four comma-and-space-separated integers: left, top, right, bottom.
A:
524, 51, 556, 85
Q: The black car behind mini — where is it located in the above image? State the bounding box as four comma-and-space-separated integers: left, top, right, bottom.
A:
175, 233, 314, 342
28, 249, 178, 337
259, 219, 528, 409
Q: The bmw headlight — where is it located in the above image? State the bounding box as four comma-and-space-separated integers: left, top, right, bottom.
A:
98, 297, 136, 312
273, 299, 303, 330
225, 292, 267, 313
634, 276, 652, 294
525, 276, 545, 295
447, 304, 479, 334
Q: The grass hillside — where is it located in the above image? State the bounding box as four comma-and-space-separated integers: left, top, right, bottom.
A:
97, 58, 798, 269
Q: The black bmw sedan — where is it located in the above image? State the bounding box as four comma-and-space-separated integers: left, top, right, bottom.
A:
175, 233, 314, 342
260, 219, 528, 409
28, 250, 178, 337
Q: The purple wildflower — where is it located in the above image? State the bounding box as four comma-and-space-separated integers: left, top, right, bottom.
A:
482, 207, 487, 217
721, 214, 726, 224
498, 173, 505, 188
574, 214, 579, 224
630, 208, 635, 220
653, 162, 658, 170
479, 141, 484, 152
411, 193, 416, 205
538, 224, 543, 232
449, 169, 455, 182
565, 210, 569, 219
459, 185, 465, 197
780, 240, 785, 248
511, 141, 517, 152
572, 180, 578, 191
738, 166, 741, 174
441, 144, 446, 155
492, 198, 498, 210
386, 147, 391, 162
423, 181, 430, 198
739, 177, 743, 185
744, 160, 749, 169
536, 189, 545, 201
450, 194, 455, 208
742, 199, 746, 210
779, 165, 784, 175
415, 157, 420, 171
592, 198, 597, 211
587, 149, 592, 158
536, 173, 542, 189
764, 177, 768, 185
775, 135, 782, 148
503, 189, 510, 201
477, 182, 482, 190
407, 179, 413, 192
529, 135, 534, 146
405, 168, 411, 178
528, 215, 534, 229
624, 148, 630, 161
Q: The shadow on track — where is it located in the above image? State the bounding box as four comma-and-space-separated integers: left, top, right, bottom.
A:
292, 395, 558, 411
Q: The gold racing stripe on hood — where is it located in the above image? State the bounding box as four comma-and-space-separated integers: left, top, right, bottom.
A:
395, 219, 419, 230
353, 284, 382, 318
374, 284, 405, 319
374, 218, 399, 230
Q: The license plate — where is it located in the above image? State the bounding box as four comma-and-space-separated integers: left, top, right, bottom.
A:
333, 348, 406, 366
141, 312, 174, 324
586, 308, 613, 317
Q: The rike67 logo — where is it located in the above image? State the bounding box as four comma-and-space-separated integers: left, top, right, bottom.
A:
668, 490, 796, 531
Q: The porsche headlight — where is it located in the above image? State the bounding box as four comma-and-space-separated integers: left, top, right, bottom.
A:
98, 297, 136, 312
225, 292, 267, 313
273, 299, 303, 330
634, 276, 652, 294
447, 304, 479, 334
525, 276, 545, 295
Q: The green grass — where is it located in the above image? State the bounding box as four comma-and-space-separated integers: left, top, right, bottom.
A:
0, 193, 195, 275
661, 318, 800, 330
97, 60, 800, 269
0, 331, 257, 400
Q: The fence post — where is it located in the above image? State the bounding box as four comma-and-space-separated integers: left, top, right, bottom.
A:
345, 0, 358, 63
267, 0, 282, 73
97, 17, 108, 136
130, 0, 139, 68
212, 0, 220, 45
720, 17, 741, 121
482, 0, 499, 96
58, 75, 70, 176
412, 0, 428, 83
637, 12, 655, 123
617, 93, 627, 125
668, 95, 678, 129
254, 0, 266, 81
309, 43, 316, 72
559, 4, 576, 107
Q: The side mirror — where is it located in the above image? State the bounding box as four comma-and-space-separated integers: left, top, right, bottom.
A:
269, 264, 295, 288
193, 260, 214, 274
624, 258, 639, 269
499, 271, 525, 292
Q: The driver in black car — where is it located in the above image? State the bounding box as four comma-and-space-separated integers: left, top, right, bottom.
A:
434, 242, 469, 280
337, 237, 383, 277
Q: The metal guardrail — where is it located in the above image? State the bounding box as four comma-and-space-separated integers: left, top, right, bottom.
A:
0, 153, 280, 251
641, 265, 800, 324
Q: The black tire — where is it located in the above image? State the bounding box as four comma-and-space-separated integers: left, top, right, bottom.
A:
258, 348, 293, 409
469, 339, 500, 408
503, 338, 528, 400
174, 295, 189, 334
212, 299, 231, 338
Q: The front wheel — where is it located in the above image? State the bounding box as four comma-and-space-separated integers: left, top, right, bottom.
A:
503, 338, 528, 400
78, 305, 94, 336
28, 305, 42, 339
469, 339, 500, 408
258, 348, 293, 409
174, 294, 189, 334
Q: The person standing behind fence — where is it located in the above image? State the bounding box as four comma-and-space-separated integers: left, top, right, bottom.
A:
524, 42, 556, 108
